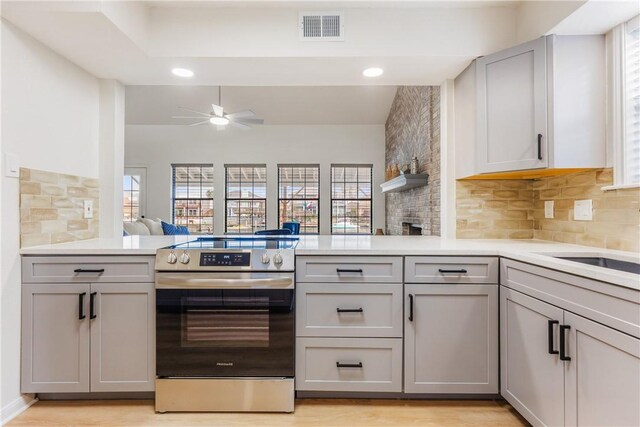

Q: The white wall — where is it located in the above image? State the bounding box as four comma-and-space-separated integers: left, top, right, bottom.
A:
0, 19, 100, 422
125, 125, 386, 235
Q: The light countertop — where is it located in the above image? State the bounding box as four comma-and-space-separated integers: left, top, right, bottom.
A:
20, 235, 640, 290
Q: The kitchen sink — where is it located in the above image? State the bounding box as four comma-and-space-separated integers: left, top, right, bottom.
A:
555, 257, 640, 274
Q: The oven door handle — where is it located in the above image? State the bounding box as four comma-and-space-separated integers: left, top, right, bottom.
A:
156, 275, 294, 289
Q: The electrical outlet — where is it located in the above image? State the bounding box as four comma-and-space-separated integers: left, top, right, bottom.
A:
4, 153, 19, 178
574, 199, 592, 221
83, 200, 94, 219
544, 201, 554, 219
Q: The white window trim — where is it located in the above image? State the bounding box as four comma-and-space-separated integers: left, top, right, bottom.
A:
603, 15, 640, 191
123, 166, 147, 219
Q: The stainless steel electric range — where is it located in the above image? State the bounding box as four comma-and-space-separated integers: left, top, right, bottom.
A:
154, 236, 298, 413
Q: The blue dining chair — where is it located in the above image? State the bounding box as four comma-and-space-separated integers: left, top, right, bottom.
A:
255, 229, 293, 235
282, 221, 301, 235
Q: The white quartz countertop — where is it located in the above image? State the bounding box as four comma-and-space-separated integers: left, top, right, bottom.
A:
20, 235, 640, 290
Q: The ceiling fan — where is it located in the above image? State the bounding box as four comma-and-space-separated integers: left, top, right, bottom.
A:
172, 86, 264, 130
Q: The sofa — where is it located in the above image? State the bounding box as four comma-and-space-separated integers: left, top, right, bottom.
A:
123, 218, 165, 236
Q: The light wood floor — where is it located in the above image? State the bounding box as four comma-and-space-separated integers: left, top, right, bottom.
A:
8, 399, 528, 427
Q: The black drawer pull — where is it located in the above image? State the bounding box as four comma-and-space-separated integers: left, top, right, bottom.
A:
74, 268, 105, 274
90, 292, 97, 319
336, 362, 363, 368
78, 292, 86, 320
537, 134, 543, 160
559, 325, 571, 361
438, 269, 468, 274
408, 294, 414, 322
336, 268, 363, 274
336, 308, 364, 313
548, 320, 559, 355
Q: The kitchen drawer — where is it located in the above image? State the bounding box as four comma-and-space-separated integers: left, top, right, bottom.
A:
296, 256, 403, 283
296, 283, 402, 338
22, 256, 155, 283
295, 337, 402, 392
405, 256, 498, 284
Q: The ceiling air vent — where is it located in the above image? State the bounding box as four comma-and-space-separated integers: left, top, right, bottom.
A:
299, 12, 344, 41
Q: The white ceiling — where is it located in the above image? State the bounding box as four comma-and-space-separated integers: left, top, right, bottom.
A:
125, 85, 398, 125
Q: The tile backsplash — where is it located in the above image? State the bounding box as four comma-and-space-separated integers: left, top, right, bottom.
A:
457, 169, 640, 252
20, 168, 100, 247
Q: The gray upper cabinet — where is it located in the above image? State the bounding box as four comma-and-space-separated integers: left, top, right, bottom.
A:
476, 37, 548, 173
22, 284, 91, 393
500, 287, 565, 427
90, 283, 155, 392
405, 284, 498, 394
564, 312, 640, 427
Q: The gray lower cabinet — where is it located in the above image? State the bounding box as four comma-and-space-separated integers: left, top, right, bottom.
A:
564, 312, 640, 427
21, 284, 91, 393
500, 287, 565, 427
404, 284, 499, 394
22, 282, 155, 393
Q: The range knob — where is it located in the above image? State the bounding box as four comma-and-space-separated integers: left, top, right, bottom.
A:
273, 252, 283, 266
261, 252, 271, 265
167, 251, 177, 264
179, 251, 191, 264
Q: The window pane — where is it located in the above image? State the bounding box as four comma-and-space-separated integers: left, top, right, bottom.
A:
171, 165, 214, 234
330, 165, 372, 235
225, 165, 268, 233
278, 165, 320, 234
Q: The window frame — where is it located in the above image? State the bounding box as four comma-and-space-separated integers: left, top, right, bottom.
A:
123, 167, 146, 223
605, 15, 640, 190
330, 164, 373, 235
171, 164, 214, 234
277, 164, 320, 234
224, 164, 268, 234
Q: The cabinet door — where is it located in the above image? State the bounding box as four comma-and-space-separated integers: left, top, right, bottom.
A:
90, 283, 155, 392
501, 287, 564, 427
564, 312, 640, 427
476, 37, 548, 173
21, 284, 90, 393
404, 284, 498, 394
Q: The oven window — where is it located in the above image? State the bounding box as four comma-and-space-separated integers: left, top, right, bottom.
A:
181, 296, 270, 348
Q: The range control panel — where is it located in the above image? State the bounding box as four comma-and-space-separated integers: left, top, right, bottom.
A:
200, 252, 251, 267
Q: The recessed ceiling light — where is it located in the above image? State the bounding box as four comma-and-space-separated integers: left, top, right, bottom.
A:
210, 116, 229, 126
363, 67, 384, 77
171, 68, 194, 78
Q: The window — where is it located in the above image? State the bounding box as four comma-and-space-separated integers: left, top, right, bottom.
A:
225, 165, 267, 233
123, 167, 146, 222
331, 164, 372, 234
278, 165, 320, 234
623, 16, 640, 185
172, 164, 214, 234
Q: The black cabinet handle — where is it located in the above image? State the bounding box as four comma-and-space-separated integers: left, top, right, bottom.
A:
336, 308, 364, 313
336, 362, 363, 368
78, 292, 86, 320
548, 320, 559, 355
90, 292, 97, 319
336, 268, 363, 274
560, 325, 571, 361
438, 269, 468, 274
537, 134, 543, 160
74, 268, 105, 274
408, 294, 414, 322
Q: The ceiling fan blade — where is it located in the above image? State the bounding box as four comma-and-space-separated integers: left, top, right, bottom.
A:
177, 106, 210, 117
229, 121, 251, 130
234, 118, 264, 125
226, 110, 256, 120
172, 116, 212, 119
211, 104, 224, 117
188, 119, 211, 127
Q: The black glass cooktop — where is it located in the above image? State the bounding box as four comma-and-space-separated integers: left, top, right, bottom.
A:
166, 236, 299, 250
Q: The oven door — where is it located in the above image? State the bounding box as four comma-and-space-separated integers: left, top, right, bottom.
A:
156, 272, 294, 378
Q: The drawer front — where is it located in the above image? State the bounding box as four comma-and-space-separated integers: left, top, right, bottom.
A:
296, 256, 403, 283
296, 283, 402, 338
296, 337, 402, 392
22, 256, 155, 283
405, 256, 498, 284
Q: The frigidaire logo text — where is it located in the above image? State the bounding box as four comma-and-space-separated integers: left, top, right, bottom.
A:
216, 362, 234, 366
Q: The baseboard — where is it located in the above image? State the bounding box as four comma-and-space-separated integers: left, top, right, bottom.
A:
1, 394, 38, 426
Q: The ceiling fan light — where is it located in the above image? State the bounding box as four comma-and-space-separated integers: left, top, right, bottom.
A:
363, 67, 384, 77
171, 68, 194, 78
210, 116, 230, 125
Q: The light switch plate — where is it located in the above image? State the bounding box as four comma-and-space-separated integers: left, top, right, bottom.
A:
4, 153, 20, 178
544, 201, 554, 219
83, 200, 94, 219
574, 199, 592, 221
